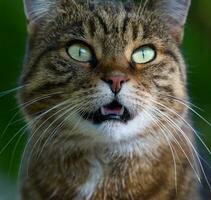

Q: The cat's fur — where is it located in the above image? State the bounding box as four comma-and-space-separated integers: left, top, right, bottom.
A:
18, 0, 208, 199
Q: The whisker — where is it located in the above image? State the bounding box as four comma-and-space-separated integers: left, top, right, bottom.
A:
34, 99, 92, 163
24, 98, 90, 175
163, 113, 210, 188
0, 112, 20, 140
143, 109, 178, 192
0, 124, 28, 155
152, 99, 211, 155
135, 95, 211, 158
0, 91, 63, 140
166, 96, 211, 126
17, 91, 63, 109
25, 102, 72, 163
8, 128, 26, 177
162, 95, 203, 111
18, 99, 72, 179
148, 107, 201, 182
37, 104, 86, 159
0, 85, 25, 98
131, 96, 203, 183
147, 101, 211, 188
34, 103, 82, 161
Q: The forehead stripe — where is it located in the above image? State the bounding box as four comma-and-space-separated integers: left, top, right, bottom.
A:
95, 13, 108, 34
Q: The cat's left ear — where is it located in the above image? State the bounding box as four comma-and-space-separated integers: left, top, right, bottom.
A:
152, 0, 191, 43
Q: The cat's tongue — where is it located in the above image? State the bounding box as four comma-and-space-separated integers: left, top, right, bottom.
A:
101, 101, 124, 116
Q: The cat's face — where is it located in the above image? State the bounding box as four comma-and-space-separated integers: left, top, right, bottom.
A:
19, 0, 191, 145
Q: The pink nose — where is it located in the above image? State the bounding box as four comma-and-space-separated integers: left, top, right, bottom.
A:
104, 76, 127, 94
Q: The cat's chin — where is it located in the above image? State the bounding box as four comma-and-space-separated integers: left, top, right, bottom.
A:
67, 108, 153, 143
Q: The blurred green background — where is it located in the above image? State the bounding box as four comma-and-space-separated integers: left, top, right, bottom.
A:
0, 0, 211, 197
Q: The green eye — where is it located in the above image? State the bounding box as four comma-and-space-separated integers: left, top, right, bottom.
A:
67, 43, 92, 62
132, 46, 156, 64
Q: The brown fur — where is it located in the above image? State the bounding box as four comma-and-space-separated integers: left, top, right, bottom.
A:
18, 0, 204, 199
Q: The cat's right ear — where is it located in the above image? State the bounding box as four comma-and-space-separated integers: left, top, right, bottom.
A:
23, 0, 53, 33
23, 0, 51, 23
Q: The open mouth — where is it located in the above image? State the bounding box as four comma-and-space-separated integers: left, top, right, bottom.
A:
81, 100, 132, 124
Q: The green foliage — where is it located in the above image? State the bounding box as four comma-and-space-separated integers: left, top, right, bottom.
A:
0, 0, 210, 181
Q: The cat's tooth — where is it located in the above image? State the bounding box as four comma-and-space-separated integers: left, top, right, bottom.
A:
120, 107, 125, 116
101, 107, 106, 116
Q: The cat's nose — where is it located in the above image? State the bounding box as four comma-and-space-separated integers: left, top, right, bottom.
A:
103, 76, 128, 94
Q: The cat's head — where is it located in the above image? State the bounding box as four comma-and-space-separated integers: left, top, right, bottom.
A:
19, 0, 191, 146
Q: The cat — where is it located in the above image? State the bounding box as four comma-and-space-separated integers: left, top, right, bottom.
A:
18, 0, 210, 199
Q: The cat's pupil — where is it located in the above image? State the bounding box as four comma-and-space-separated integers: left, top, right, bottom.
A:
142, 49, 145, 59
79, 48, 85, 57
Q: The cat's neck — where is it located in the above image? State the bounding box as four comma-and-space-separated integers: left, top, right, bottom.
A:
25, 126, 199, 200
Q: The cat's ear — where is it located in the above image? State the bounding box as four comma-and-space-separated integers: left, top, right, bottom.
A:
23, 0, 52, 22
152, 0, 191, 43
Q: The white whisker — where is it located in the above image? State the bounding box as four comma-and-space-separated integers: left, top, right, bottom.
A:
143, 109, 178, 192
152, 99, 211, 155
0, 85, 26, 98
18, 99, 72, 180
168, 97, 211, 126
147, 100, 211, 188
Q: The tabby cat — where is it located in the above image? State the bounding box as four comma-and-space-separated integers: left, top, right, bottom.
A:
18, 0, 210, 199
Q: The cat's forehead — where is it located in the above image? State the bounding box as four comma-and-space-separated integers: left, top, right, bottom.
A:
30, 1, 168, 60
56, 2, 152, 47
61, 1, 143, 33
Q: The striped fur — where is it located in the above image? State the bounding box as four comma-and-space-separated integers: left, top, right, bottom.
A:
18, 0, 207, 199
